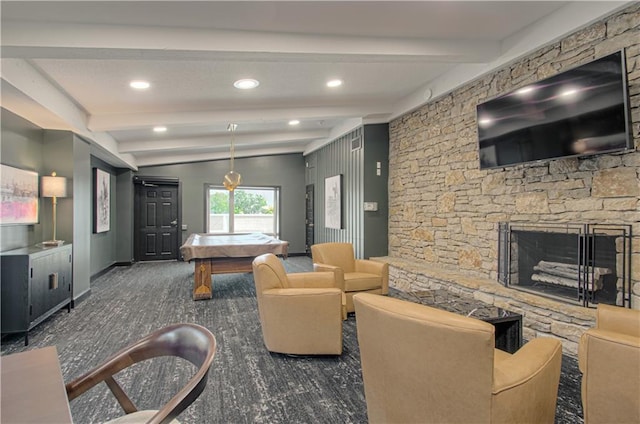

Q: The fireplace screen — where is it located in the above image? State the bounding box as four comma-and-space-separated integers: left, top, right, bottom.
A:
498, 223, 631, 308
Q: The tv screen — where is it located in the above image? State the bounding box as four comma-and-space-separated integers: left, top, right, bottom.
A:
477, 50, 632, 169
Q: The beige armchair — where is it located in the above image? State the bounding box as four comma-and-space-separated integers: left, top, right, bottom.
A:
579, 304, 640, 424
311, 242, 388, 313
354, 293, 563, 424
252, 253, 345, 355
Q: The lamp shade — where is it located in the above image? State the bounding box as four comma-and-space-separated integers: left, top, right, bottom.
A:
41, 173, 67, 198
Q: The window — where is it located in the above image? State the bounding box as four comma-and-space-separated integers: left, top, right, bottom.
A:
207, 186, 280, 236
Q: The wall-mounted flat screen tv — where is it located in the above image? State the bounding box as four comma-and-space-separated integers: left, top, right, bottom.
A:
477, 50, 632, 170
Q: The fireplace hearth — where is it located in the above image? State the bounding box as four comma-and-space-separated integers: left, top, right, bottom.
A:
498, 222, 631, 308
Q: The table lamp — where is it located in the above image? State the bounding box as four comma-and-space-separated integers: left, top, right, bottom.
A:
41, 172, 67, 247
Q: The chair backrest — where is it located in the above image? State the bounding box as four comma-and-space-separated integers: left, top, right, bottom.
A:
354, 293, 496, 423
252, 253, 289, 290
580, 304, 640, 424
311, 243, 355, 273
596, 303, 640, 337
252, 253, 289, 327
65, 324, 216, 424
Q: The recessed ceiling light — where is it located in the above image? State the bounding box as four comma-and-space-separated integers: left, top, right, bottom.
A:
153, 126, 167, 133
288, 120, 300, 126
326, 79, 343, 88
130, 80, 150, 90
234, 79, 260, 89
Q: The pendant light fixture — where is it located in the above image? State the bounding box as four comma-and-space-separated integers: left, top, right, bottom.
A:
223, 123, 242, 191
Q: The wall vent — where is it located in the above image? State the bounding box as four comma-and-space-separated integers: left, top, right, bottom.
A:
351, 136, 362, 151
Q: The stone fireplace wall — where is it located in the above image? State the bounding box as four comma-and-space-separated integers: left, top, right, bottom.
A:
383, 4, 640, 353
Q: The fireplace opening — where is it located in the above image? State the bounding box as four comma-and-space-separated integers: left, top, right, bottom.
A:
498, 223, 631, 308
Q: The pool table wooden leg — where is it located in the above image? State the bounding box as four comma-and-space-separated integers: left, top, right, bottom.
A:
193, 259, 213, 300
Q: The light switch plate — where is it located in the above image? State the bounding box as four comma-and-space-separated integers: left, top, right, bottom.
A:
364, 202, 378, 211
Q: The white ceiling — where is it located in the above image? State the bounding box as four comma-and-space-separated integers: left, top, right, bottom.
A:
0, 1, 630, 170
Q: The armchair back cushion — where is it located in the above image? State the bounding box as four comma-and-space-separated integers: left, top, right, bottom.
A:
311, 242, 355, 273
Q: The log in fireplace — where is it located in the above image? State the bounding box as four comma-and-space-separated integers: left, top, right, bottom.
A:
498, 222, 631, 308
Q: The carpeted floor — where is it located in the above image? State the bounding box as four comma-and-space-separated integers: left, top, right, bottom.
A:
1, 256, 583, 423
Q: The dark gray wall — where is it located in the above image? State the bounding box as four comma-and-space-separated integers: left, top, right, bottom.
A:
1, 110, 95, 300
305, 124, 389, 258
90, 156, 118, 275
42, 130, 92, 299
0, 110, 44, 251
115, 169, 135, 264
306, 127, 364, 255
363, 124, 389, 258
137, 153, 307, 254
72, 135, 91, 299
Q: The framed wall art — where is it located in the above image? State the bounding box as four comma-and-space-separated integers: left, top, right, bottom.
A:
0, 164, 39, 225
324, 174, 342, 230
94, 168, 110, 233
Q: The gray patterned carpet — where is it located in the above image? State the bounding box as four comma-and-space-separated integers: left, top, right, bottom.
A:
1, 256, 582, 423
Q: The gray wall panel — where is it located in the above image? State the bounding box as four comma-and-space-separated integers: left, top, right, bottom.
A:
363, 124, 389, 258
0, 109, 44, 251
72, 135, 91, 299
90, 156, 118, 275
115, 169, 134, 264
306, 125, 388, 259
137, 153, 306, 254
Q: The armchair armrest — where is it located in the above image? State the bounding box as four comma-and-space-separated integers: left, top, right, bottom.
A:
491, 338, 562, 423
313, 262, 345, 291
288, 271, 339, 289
492, 338, 562, 393
354, 260, 389, 294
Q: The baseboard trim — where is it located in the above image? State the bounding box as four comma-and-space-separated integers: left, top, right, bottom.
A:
72, 288, 91, 307
90, 261, 133, 283
91, 264, 115, 282
288, 252, 310, 258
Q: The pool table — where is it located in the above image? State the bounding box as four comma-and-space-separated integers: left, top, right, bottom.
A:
180, 233, 289, 300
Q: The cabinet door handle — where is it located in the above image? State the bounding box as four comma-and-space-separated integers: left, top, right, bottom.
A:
49, 273, 59, 290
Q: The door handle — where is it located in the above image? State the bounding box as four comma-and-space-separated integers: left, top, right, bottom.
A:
170, 220, 177, 226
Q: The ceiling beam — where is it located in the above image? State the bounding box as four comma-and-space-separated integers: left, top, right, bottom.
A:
2, 21, 500, 63
119, 129, 329, 154
135, 145, 305, 167
1, 59, 137, 169
88, 105, 391, 131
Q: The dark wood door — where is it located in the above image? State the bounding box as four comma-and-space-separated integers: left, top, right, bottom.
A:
134, 179, 180, 261
305, 184, 314, 255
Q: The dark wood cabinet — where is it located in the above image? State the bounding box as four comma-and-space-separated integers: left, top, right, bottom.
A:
1, 244, 72, 345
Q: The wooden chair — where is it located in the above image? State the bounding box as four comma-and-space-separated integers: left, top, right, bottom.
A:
65, 323, 217, 424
